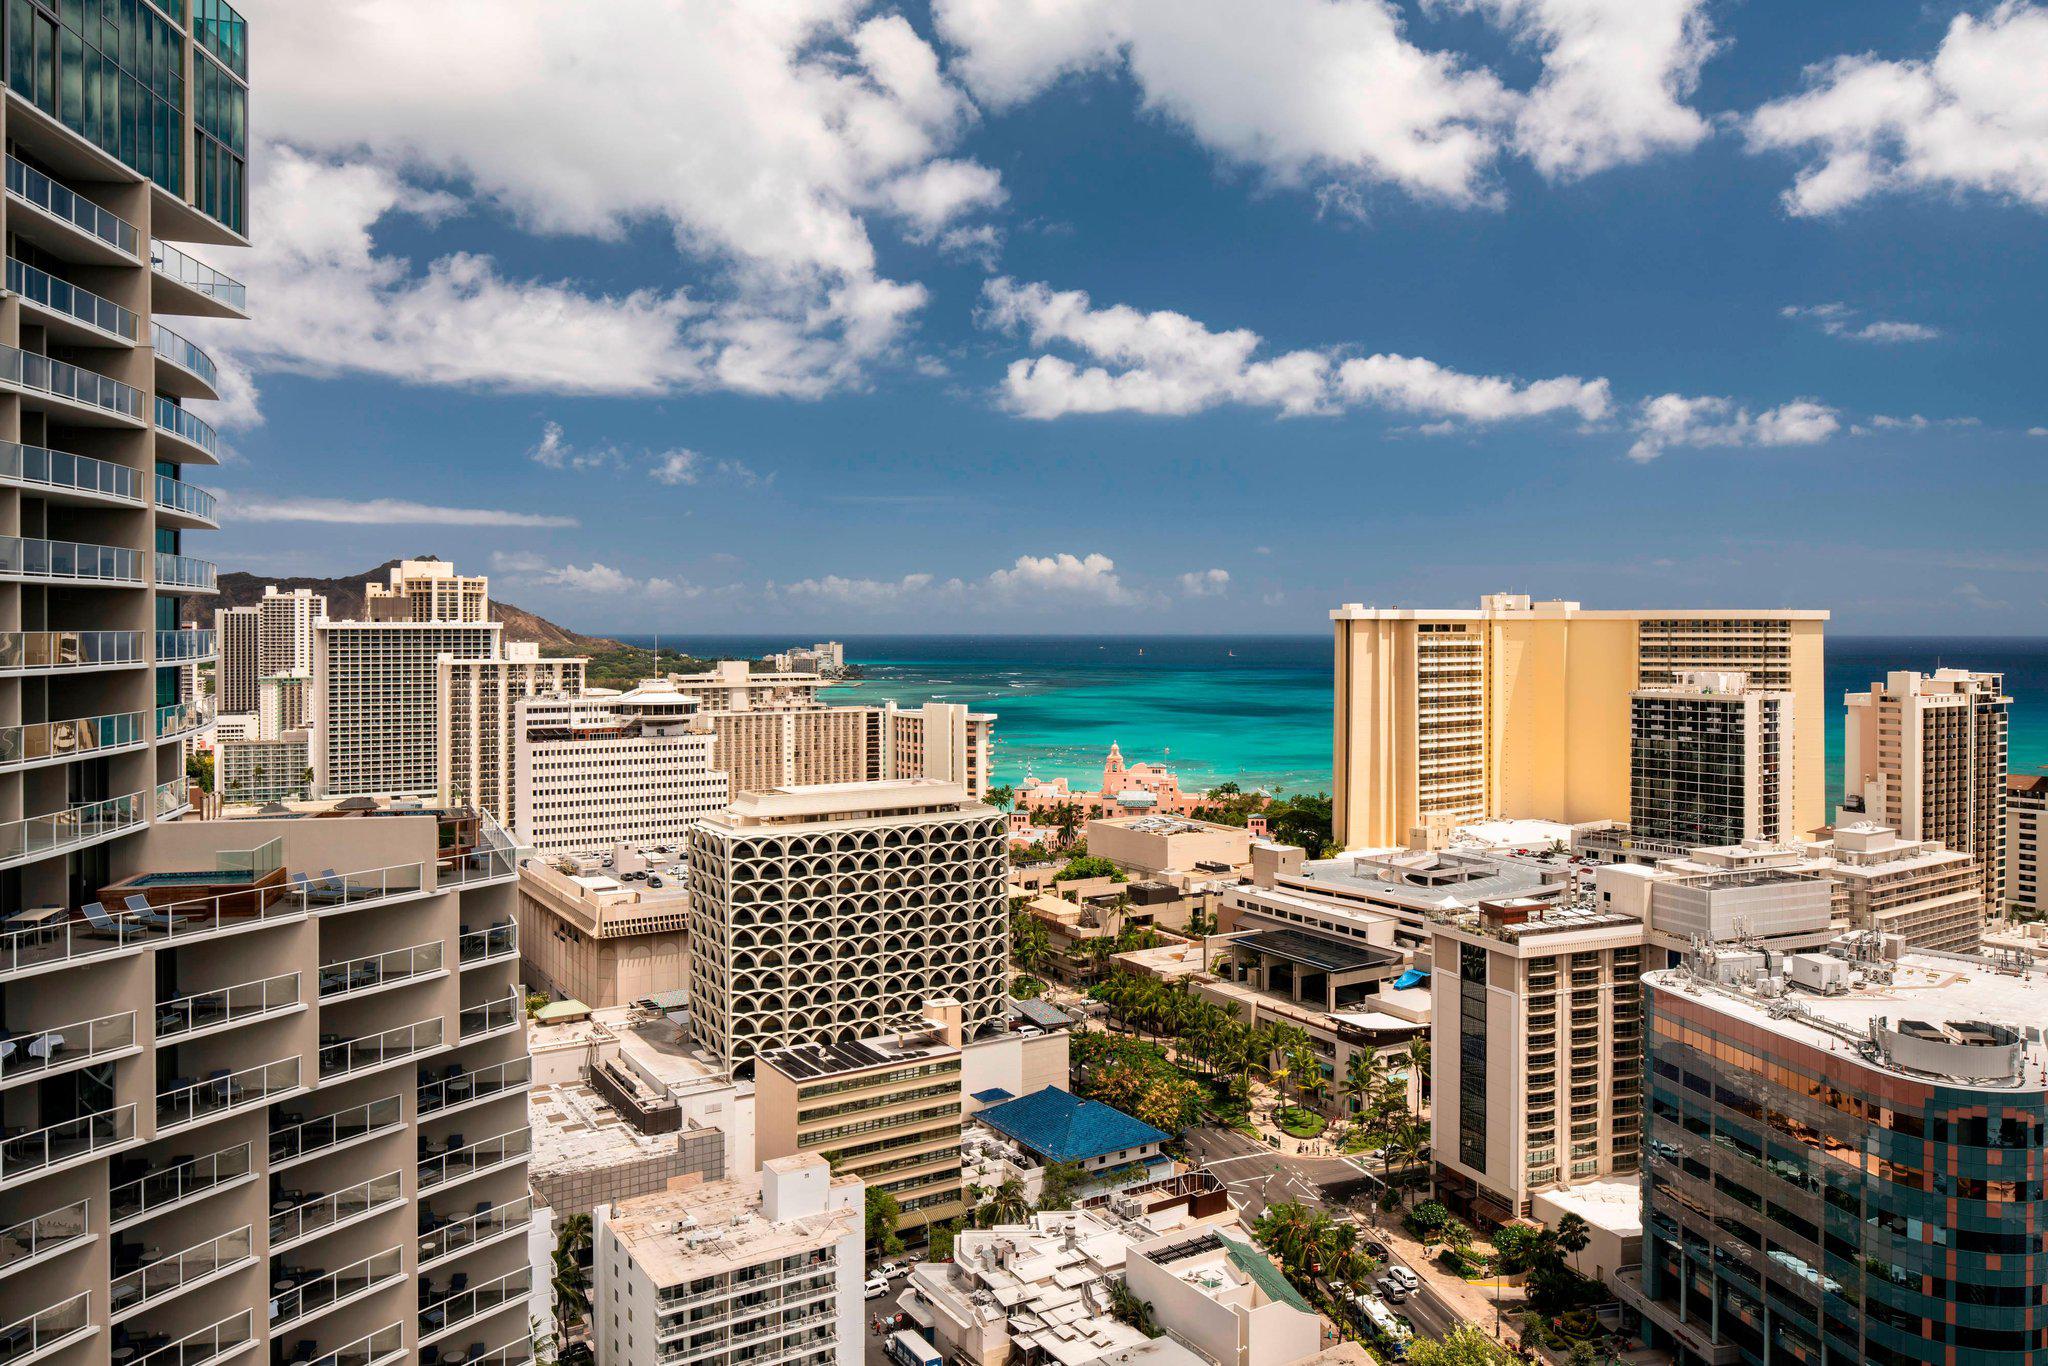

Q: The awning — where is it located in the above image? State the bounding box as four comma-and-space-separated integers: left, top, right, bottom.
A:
1391, 967, 1430, 991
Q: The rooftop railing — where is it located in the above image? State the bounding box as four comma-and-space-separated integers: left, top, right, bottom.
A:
7, 257, 136, 339
0, 1009, 135, 1084
109, 1223, 252, 1313
155, 629, 215, 662
0, 1290, 91, 1364
0, 534, 142, 583
270, 1248, 403, 1330
0, 342, 143, 418
419, 1129, 530, 1192
149, 240, 246, 311
271, 1171, 402, 1248
5, 155, 138, 256
301, 1324, 404, 1366
320, 941, 442, 999
150, 320, 219, 390
0, 1103, 135, 1184
0, 440, 141, 503
318, 1018, 442, 1080
153, 396, 219, 458
156, 1056, 299, 1131
109, 1143, 251, 1226
153, 551, 216, 591
133, 1311, 254, 1366
0, 1198, 89, 1277
0, 709, 145, 768
154, 471, 218, 523
420, 1193, 531, 1267
154, 970, 299, 1039
0, 790, 146, 868
417, 1056, 528, 1117
269, 1095, 403, 1167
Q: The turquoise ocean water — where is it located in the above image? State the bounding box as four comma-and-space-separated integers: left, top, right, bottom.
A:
628, 635, 2048, 806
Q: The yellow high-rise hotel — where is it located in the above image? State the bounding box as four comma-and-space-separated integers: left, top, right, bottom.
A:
1331, 594, 1828, 849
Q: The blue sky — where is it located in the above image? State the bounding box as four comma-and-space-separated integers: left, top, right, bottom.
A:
202, 0, 2048, 635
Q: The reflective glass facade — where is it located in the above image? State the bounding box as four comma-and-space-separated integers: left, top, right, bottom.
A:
1639, 984, 2048, 1365
1458, 941, 1488, 1171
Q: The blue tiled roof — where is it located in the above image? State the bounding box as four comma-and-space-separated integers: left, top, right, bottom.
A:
975, 1086, 1170, 1162
971, 1087, 1013, 1103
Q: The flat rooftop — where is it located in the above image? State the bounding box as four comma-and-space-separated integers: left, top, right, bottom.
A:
531, 1081, 685, 1177
606, 1169, 860, 1285
713, 777, 981, 824
1234, 927, 1401, 972
760, 1026, 958, 1081
1293, 850, 1561, 911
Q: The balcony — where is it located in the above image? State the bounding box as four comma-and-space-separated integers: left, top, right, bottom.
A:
153, 397, 219, 461
458, 993, 520, 1043
156, 778, 191, 819
420, 1194, 532, 1270
318, 1018, 444, 1083
0, 440, 142, 506
418, 1057, 529, 1118
154, 470, 219, 527
458, 921, 517, 967
156, 696, 216, 743
0, 535, 142, 585
271, 1171, 405, 1252
419, 1130, 531, 1193
434, 1342, 530, 1366
295, 1324, 406, 1366
153, 551, 217, 593
148, 240, 247, 318
156, 629, 215, 663
270, 1095, 405, 1170
0, 342, 143, 421
109, 1224, 254, 1318
0, 1103, 135, 1187
438, 812, 519, 889
296, 860, 431, 915
270, 1248, 405, 1333
420, 1267, 530, 1345
6, 257, 136, 343
0, 709, 147, 771
0, 1291, 92, 1364
127, 1311, 254, 1366
0, 1199, 90, 1280
155, 970, 301, 1041
150, 320, 220, 399
320, 941, 444, 1000
110, 1144, 254, 1229
0, 1009, 137, 1088
0, 629, 142, 674
156, 1056, 301, 1134
4, 156, 137, 261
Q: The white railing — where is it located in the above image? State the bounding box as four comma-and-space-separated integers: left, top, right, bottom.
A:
304, 1323, 404, 1366
0, 342, 143, 418
0, 1103, 134, 1183
0, 792, 146, 869
319, 941, 441, 998
318, 1018, 442, 1080
7, 257, 136, 339
420, 1194, 532, 1266
418, 1056, 529, 1116
0, 709, 145, 767
0, 534, 141, 583
271, 1172, 402, 1247
464, 1342, 533, 1366
0, 440, 141, 502
149, 240, 246, 311
5, 155, 137, 255
440, 813, 519, 887
150, 321, 219, 391
110, 1143, 251, 1225
155, 629, 214, 662
458, 992, 520, 1041
294, 860, 431, 913
0, 1290, 90, 1363
110, 1224, 252, 1313
269, 1096, 402, 1167
156, 1057, 299, 1130
153, 396, 219, 458
155, 971, 299, 1038
0, 1010, 134, 1082
419, 1129, 530, 1191
420, 1267, 529, 1340
270, 1248, 402, 1329
155, 695, 215, 740
153, 551, 216, 591
457, 921, 517, 965
134, 1310, 253, 1366
0, 1198, 88, 1276
154, 778, 189, 818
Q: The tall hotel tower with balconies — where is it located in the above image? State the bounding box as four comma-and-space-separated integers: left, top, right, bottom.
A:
0, 9, 538, 1366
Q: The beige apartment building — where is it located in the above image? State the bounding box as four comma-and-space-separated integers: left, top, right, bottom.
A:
686, 780, 1008, 1066
434, 643, 586, 824
1809, 821, 1984, 952
256, 585, 324, 676
2012, 774, 2045, 918
701, 698, 994, 800
1331, 594, 1827, 849
1844, 668, 2009, 913
366, 559, 489, 624
669, 659, 830, 711
516, 855, 690, 1007
313, 618, 501, 798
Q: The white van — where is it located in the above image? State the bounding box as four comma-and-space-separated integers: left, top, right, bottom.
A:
865, 1273, 890, 1299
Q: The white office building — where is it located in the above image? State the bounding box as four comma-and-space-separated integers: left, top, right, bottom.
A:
313, 617, 501, 797
257, 584, 324, 675
436, 644, 587, 825
514, 681, 730, 854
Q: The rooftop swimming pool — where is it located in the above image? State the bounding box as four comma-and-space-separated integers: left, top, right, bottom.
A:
123, 869, 260, 887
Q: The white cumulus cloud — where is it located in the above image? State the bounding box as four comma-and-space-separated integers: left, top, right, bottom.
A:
1629, 395, 1841, 462
1782, 302, 1942, 344
1178, 568, 1231, 597
1334, 353, 1610, 422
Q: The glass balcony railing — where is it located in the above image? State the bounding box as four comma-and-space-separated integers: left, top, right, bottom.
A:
271, 1171, 402, 1248
156, 1056, 299, 1131
0, 535, 142, 583
0, 342, 143, 418
421, 1267, 529, 1341
271, 1248, 403, 1330
153, 396, 219, 457
5, 156, 138, 256
0, 1009, 135, 1085
269, 1095, 404, 1168
0, 1198, 89, 1277
0, 1291, 91, 1364
441, 812, 520, 888
419, 1129, 531, 1191
133, 1311, 255, 1366
319, 1019, 442, 1080
109, 1223, 252, 1313
0, 440, 141, 502
0, 791, 146, 867
154, 551, 217, 591
109, 1143, 252, 1225
463, 1343, 531, 1366
0, 709, 146, 767
149, 240, 247, 311
0, 1103, 135, 1184
150, 320, 220, 390
418, 1056, 529, 1117
458, 992, 520, 1042
420, 1194, 532, 1267
0, 629, 143, 670
156, 778, 191, 819
7, 257, 138, 339
156, 696, 215, 740
154, 971, 299, 1039
458, 921, 517, 965
300, 1324, 404, 1366
292, 860, 431, 913
319, 941, 442, 998
155, 470, 218, 522
156, 629, 216, 662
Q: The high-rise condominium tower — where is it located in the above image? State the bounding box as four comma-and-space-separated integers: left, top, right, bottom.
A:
2012, 775, 2045, 919
256, 584, 324, 676
1629, 670, 1793, 850
365, 559, 488, 623
1331, 594, 1828, 849
686, 779, 1007, 1065
216, 603, 260, 713
1844, 668, 2009, 914
0, 12, 534, 1364
434, 643, 586, 824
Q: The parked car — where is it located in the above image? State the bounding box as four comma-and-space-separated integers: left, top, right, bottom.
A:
1387, 1265, 1420, 1291
647, 875, 664, 888
865, 1274, 890, 1299
1363, 1240, 1390, 1260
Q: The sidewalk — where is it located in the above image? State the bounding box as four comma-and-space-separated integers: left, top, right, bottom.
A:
1368, 1216, 1529, 1347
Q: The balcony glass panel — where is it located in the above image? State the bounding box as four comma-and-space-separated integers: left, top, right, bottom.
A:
0, 1104, 135, 1183
318, 1019, 442, 1079
319, 942, 441, 998
150, 321, 220, 390
156, 697, 215, 740
271, 1172, 402, 1247
153, 552, 217, 591
154, 971, 299, 1039
154, 472, 218, 523
156, 630, 215, 662
270, 1248, 403, 1329
0, 441, 139, 501
420, 1194, 532, 1266
156, 1057, 299, 1129
0, 1198, 89, 1275
109, 1144, 252, 1225
458, 921, 516, 964
0, 711, 145, 767
7, 258, 137, 339
458, 993, 519, 1041
419, 1130, 531, 1191
302, 1324, 404, 1366
0, 1291, 90, 1364
0, 536, 141, 583
269, 1096, 402, 1167
0, 343, 143, 417
149, 241, 246, 311
109, 1224, 252, 1313
0, 1010, 135, 1083
418, 1057, 529, 1117
4, 156, 138, 256
421, 1268, 529, 1340
133, 1310, 254, 1366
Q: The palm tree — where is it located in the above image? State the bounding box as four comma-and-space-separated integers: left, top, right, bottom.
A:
1049, 801, 1084, 848
980, 1177, 1030, 1227
1344, 1048, 1381, 1123
551, 1214, 594, 1348
1290, 1042, 1326, 1115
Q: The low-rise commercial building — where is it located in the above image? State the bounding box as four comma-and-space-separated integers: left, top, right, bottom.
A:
968, 1086, 1171, 1201
1086, 814, 1255, 880
1808, 821, 1983, 952
517, 852, 690, 1007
